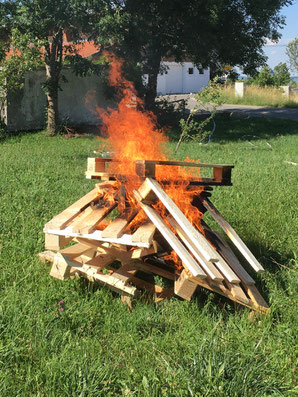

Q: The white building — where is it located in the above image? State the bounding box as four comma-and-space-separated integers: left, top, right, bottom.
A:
157, 62, 210, 95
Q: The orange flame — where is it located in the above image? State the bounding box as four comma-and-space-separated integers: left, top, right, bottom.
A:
87, 54, 205, 264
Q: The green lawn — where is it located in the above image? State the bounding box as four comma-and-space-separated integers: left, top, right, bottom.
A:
0, 118, 297, 396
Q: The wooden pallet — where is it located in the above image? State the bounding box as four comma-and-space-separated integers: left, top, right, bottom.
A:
41, 167, 269, 312
85, 158, 234, 186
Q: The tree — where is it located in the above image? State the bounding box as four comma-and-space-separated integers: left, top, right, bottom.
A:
0, 0, 108, 134
251, 66, 274, 86
286, 38, 298, 73
246, 63, 290, 87
98, 0, 292, 109
273, 62, 291, 86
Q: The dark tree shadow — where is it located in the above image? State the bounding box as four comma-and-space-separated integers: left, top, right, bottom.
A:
166, 115, 298, 144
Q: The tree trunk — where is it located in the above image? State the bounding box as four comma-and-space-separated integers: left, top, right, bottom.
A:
44, 31, 63, 135
144, 56, 161, 110
45, 65, 59, 135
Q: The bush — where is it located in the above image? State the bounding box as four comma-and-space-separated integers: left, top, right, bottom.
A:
247, 63, 291, 87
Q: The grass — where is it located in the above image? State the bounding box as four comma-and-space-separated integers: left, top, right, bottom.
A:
222, 85, 298, 108
0, 118, 297, 396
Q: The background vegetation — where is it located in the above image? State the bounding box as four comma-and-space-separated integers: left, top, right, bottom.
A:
0, 117, 297, 396
222, 85, 298, 108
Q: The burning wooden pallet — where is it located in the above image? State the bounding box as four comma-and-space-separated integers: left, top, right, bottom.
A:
40, 158, 269, 312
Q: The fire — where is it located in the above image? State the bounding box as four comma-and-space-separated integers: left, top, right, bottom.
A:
87, 54, 205, 255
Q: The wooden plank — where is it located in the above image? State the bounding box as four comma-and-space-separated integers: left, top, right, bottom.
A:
174, 270, 198, 300
84, 253, 115, 270
193, 277, 255, 310
59, 243, 92, 259
38, 250, 56, 264
45, 188, 100, 230
74, 238, 157, 264
243, 284, 269, 310
135, 161, 233, 185
101, 209, 138, 238
81, 265, 138, 296
95, 181, 118, 195
209, 229, 255, 285
168, 216, 224, 282
70, 203, 117, 234
133, 261, 175, 281
85, 171, 117, 180
139, 178, 219, 263
128, 275, 169, 296
78, 249, 97, 263
87, 158, 107, 172
43, 228, 150, 248
135, 159, 234, 170
86, 172, 232, 186
133, 189, 207, 279
131, 220, 156, 244
112, 263, 139, 283
130, 245, 159, 259
44, 233, 72, 251
225, 281, 250, 304
138, 178, 240, 283
49, 250, 137, 296
49, 252, 80, 280
202, 199, 264, 273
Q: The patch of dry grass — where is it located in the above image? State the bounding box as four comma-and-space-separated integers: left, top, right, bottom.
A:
222, 85, 298, 108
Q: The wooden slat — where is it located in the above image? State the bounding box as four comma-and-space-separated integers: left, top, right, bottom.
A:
70, 203, 117, 234
131, 220, 156, 243
243, 284, 269, 310
59, 243, 92, 259
133, 189, 207, 279
202, 199, 264, 273
43, 228, 150, 248
138, 178, 240, 283
85, 267, 138, 296
135, 159, 234, 169
193, 276, 257, 310
84, 253, 114, 270
38, 250, 56, 264
134, 261, 175, 280
45, 188, 100, 230
49, 252, 81, 280
130, 246, 159, 260
87, 158, 107, 172
128, 276, 174, 301
225, 281, 250, 304
174, 270, 198, 300
101, 209, 138, 238
210, 229, 255, 285
168, 216, 224, 282
138, 178, 219, 263
74, 238, 158, 264
49, 251, 137, 296
112, 263, 139, 283
44, 233, 72, 251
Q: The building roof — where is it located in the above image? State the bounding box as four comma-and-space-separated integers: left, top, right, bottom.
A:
5, 40, 100, 60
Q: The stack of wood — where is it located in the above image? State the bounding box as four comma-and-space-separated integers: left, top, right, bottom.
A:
39, 158, 269, 312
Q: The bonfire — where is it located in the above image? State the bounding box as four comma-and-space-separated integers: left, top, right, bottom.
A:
39, 55, 268, 312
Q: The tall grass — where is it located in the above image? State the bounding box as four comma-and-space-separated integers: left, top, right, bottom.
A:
222, 85, 298, 108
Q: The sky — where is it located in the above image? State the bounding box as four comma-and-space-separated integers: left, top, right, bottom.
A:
263, 1, 298, 75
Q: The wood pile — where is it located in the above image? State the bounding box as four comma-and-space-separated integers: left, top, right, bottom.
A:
39, 158, 269, 312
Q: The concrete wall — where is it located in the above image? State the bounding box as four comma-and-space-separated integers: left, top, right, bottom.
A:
156, 62, 210, 95
3, 68, 109, 131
